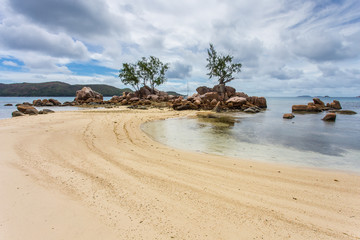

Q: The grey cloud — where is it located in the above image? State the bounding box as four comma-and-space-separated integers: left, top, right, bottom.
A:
9, 0, 124, 37
317, 63, 360, 87
167, 62, 193, 79
0, 24, 89, 59
269, 67, 303, 80
289, 31, 360, 62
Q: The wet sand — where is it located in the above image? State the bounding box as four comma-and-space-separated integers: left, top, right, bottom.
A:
0, 108, 359, 239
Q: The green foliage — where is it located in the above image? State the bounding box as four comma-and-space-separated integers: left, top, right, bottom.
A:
0, 81, 130, 96
118, 63, 140, 91
206, 43, 242, 85
119, 56, 169, 93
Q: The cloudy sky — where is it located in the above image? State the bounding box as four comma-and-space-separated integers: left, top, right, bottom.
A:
0, 0, 360, 96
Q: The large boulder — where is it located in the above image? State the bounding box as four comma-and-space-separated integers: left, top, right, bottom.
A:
75, 87, 103, 102
226, 97, 247, 107
196, 86, 212, 95
203, 92, 219, 101
138, 86, 152, 98
322, 113, 336, 121
17, 105, 38, 114
246, 96, 267, 108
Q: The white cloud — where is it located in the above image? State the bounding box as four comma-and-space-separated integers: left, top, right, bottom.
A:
0, 0, 360, 96
2, 60, 18, 67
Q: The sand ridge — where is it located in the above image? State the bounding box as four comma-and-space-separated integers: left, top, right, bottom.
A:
0, 107, 359, 239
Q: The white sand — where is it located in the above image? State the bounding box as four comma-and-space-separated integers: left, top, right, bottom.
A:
0, 107, 359, 239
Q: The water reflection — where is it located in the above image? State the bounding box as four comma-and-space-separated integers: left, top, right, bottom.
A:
141, 97, 360, 172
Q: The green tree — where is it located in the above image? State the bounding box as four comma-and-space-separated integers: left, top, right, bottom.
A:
138, 56, 169, 93
206, 43, 242, 85
118, 63, 140, 91
119, 56, 169, 93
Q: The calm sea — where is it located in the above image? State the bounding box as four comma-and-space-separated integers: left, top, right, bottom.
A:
142, 97, 360, 172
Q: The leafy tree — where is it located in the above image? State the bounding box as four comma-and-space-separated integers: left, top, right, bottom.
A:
119, 56, 169, 93
119, 63, 140, 91
206, 43, 242, 85
138, 56, 169, 93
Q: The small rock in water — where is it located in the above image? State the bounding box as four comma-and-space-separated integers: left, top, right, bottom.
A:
322, 113, 336, 121
283, 113, 295, 119
4, 103, 13, 106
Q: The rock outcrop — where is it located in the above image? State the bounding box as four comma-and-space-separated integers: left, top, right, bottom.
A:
98, 84, 266, 113
327, 100, 342, 110
292, 98, 341, 113
169, 85, 266, 112
75, 87, 103, 103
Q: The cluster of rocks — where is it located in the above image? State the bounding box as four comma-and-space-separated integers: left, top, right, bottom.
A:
292, 98, 341, 112
106, 84, 267, 113
8, 85, 267, 117
33, 98, 62, 106
171, 85, 267, 112
12, 103, 54, 117
107, 86, 176, 106
283, 98, 357, 122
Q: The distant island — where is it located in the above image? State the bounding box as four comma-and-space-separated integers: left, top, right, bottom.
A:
297, 95, 311, 97
0, 81, 134, 97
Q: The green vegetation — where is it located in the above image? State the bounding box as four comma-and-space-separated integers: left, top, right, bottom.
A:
0, 81, 132, 96
119, 56, 169, 93
206, 43, 242, 85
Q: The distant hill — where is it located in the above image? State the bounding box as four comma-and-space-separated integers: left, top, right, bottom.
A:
166, 91, 186, 97
0, 81, 133, 97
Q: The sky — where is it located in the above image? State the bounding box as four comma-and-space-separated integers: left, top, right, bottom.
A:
0, 0, 360, 97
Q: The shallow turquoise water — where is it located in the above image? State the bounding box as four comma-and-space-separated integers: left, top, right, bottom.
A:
142, 97, 360, 172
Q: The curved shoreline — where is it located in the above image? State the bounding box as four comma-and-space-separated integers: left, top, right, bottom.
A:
1, 108, 359, 239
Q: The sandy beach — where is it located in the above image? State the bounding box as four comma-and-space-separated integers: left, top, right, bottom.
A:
0, 107, 359, 239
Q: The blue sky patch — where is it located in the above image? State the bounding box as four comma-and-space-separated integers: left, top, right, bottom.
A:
66, 61, 117, 76
0, 57, 24, 71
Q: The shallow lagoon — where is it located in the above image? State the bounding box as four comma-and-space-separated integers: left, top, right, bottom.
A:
142, 97, 360, 172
